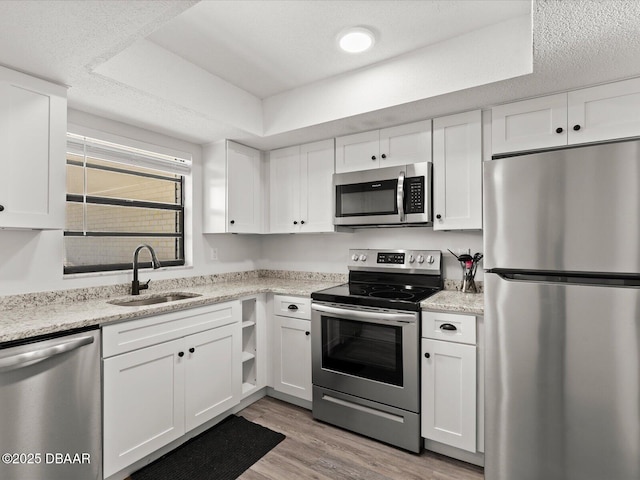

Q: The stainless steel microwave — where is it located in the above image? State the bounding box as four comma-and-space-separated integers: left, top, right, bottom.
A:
333, 163, 432, 226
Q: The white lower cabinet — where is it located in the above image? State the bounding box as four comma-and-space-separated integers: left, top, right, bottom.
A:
102, 302, 241, 478
421, 311, 481, 455
271, 295, 312, 402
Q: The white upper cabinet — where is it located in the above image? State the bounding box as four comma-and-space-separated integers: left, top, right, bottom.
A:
433, 110, 482, 231
203, 140, 265, 233
269, 139, 335, 233
0, 66, 66, 229
335, 120, 431, 173
492, 77, 640, 154
491, 94, 567, 154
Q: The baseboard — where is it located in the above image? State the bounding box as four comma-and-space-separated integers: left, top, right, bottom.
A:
423, 438, 485, 467
266, 387, 312, 410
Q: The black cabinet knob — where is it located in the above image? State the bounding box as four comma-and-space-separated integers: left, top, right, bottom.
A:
293, 221, 298, 225
178, 351, 185, 357
305, 331, 310, 336
189, 347, 195, 353
436, 214, 442, 220
300, 220, 305, 225
424, 353, 430, 359
573, 124, 581, 131
230, 220, 235, 224
0, 205, 4, 212
287, 304, 298, 310
440, 323, 457, 331
371, 155, 376, 160
381, 154, 386, 159
556, 127, 564, 134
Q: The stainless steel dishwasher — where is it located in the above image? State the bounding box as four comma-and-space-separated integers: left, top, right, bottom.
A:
0, 327, 101, 480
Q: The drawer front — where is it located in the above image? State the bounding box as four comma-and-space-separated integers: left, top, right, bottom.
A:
102, 301, 240, 357
273, 295, 311, 319
422, 311, 476, 345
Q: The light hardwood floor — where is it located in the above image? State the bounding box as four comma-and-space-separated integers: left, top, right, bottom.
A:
237, 396, 485, 480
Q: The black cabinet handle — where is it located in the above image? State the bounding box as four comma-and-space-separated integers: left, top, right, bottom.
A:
287, 304, 299, 310
178, 351, 185, 357
293, 221, 298, 225
440, 323, 457, 331
371, 155, 376, 160
305, 331, 310, 336
556, 127, 564, 134
436, 214, 442, 219
381, 154, 386, 159
0, 205, 4, 212
424, 353, 430, 359
189, 347, 195, 353
300, 220, 305, 225
573, 124, 581, 131
230, 220, 235, 224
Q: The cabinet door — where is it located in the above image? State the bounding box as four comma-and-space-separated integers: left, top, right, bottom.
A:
421, 338, 477, 452
184, 322, 241, 431
568, 77, 640, 144
379, 120, 432, 168
272, 316, 312, 401
227, 142, 263, 233
335, 129, 379, 173
0, 67, 66, 229
269, 145, 301, 233
103, 338, 185, 478
433, 110, 482, 230
491, 93, 567, 154
300, 139, 335, 233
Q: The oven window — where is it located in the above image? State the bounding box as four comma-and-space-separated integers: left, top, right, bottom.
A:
336, 179, 397, 217
321, 316, 403, 386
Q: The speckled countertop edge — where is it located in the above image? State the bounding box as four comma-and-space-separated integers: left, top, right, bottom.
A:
0, 271, 483, 343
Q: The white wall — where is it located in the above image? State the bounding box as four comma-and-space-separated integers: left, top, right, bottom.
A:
0, 110, 260, 296
259, 228, 484, 282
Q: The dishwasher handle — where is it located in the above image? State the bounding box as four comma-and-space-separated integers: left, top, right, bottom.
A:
0, 335, 95, 373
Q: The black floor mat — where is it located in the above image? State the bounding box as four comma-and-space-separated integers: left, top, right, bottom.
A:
131, 415, 285, 480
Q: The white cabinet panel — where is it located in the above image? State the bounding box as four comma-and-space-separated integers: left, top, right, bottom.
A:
272, 315, 312, 401
433, 110, 482, 230
103, 339, 185, 478
185, 322, 241, 431
491, 94, 567, 154
269, 145, 301, 233
568, 77, 640, 144
0, 66, 66, 229
335, 120, 431, 173
421, 338, 477, 452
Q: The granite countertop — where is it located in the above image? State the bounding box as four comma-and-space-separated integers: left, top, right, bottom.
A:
1, 272, 485, 343
421, 290, 484, 315
0, 277, 340, 343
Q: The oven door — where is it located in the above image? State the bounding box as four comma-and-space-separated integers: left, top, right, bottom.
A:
311, 302, 419, 412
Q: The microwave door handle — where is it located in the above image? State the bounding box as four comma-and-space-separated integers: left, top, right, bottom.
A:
397, 171, 405, 222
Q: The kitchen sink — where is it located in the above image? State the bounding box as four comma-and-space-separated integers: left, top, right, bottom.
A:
108, 292, 202, 307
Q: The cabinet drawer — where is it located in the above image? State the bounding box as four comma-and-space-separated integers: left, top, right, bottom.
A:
422, 311, 476, 345
102, 301, 240, 357
273, 295, 311, 319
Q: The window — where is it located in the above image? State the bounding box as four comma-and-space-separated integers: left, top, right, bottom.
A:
64, 134, 190, 274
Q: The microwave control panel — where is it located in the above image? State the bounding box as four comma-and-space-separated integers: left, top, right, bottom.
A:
405, 176, 424, 213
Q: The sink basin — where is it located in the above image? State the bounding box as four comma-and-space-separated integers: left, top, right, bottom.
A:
108, 292, 201, 307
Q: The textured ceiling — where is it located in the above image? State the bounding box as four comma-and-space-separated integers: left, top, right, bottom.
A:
0, 1, 640, 150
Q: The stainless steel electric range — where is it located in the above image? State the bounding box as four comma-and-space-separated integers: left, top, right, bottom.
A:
310, 249, 443, 453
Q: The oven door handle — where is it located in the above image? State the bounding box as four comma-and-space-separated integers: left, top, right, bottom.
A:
397, 170, 405, 222
312, 303, 417, 325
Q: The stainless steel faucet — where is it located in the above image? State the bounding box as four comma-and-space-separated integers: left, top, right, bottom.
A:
131, 244, 162, 295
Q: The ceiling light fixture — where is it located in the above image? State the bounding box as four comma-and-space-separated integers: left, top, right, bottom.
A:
338, 27, 375, 54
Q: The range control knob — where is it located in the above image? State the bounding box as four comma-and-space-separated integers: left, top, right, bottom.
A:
408, 255, 415, 263
417, 255, 425, 264
426, 255, 434, 264
359, 254, 367, 262
351, 254, 359, 261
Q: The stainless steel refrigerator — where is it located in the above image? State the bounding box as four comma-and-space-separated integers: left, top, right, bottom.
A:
483, 139, 640, 480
